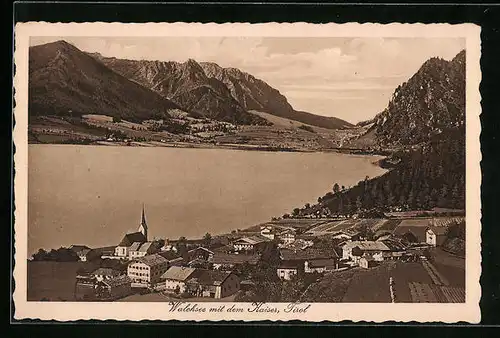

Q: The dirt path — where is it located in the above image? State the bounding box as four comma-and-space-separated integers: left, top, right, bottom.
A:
422, 260, 449, 286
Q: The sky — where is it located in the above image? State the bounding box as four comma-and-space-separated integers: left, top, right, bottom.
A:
30, 36, 465, 124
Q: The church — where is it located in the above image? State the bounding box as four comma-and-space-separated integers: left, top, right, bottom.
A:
114, 205, 150, 259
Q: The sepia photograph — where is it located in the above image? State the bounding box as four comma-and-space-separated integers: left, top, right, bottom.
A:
13, 22, 481, 322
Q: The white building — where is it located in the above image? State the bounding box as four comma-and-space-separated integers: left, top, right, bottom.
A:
127, 254, 169, 287
232, 236, 267, 253
128, 241, 158, 259
341, 241, 391, 262
304, 259, 338, 273
260, 226, 276, 240
277, 261, 300, 280
90, 267, 121, 282
162, 266, 198, 294
115, 205, 149, 259
426, 226, 448, 247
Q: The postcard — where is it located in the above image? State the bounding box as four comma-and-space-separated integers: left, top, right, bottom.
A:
13, 22, 481, 323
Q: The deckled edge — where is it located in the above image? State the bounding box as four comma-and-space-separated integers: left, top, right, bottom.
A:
12, 21, 482, 324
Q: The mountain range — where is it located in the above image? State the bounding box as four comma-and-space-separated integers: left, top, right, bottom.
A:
29, 40, 352, 128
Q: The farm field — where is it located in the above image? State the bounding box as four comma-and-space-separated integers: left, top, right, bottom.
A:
389, 261, 434, 302
408, 282, 465, 303
270, 219, 328, 230
397, 219, 432, 227
430, 248, 465, 288
378, 219, 403, 232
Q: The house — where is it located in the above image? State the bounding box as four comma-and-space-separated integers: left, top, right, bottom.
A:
279, 239, 314, 250
341, 241, 391, 262
128, 241, 160, 259
187, 247, 214, 262
260, 225, 276, 240
185, 270, 240, 299
127, 253, 169, 287
90, 267, 121, 282
115, 205, 149, 258
277, 261, 301, 280
162, 266, 199, 294
69, 245, 100, 262
75, 274, 97, 301
304, 258, 338, 273
426, 226, 448, 247
278, 229, 296, 244
332, 229, 361, 241
96, 275, 132, 300
359, 256, 378, 269
209, 252, 260, 270
232, 236, 268, 253
115, 232, 147, 258
69, 245, 90, 254
393, 225, 428, 244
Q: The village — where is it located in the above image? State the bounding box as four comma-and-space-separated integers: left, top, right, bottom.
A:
30, 203, 466, 303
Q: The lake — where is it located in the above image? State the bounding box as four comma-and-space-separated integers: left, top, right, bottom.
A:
28, 144, 387, 254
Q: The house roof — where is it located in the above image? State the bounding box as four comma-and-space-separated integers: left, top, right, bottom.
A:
70, 245, 91, 252
157, 250, 182, 261
307, 258, 337, 268
134, 254, 168, 267
138, 242, 153, 253
280, 247, 338, 261
382, 238, 407, 251
101, 275, 131, 288
210, 253, 260, 265
342, 241, 391, 251
119, 232, 147, 247
91, 268, 121, 276
129, 242, 142, 252
233, 236, 268, 245
188, 247, 214, 255
427, 226, 448, 236
78, 248, 91, 256
188, 270, 232, 286
161, 266, 197, 281
393, 226, 428, 242
278, 260, 300, 269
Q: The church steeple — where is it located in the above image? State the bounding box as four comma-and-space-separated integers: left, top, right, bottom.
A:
138, 203, 148, 241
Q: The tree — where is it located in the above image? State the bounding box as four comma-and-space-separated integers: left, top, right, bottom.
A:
304, 203, 311, 209
203, 233, 212, 247
112, 116, 122, 123
292, 208, 300, 217
333, 183, 340, 194
355, 196, 363, 211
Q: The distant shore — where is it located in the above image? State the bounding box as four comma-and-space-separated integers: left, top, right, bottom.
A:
28, 139, 391, 158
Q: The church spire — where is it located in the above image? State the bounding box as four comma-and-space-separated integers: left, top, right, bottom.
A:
138, 203, 148, 240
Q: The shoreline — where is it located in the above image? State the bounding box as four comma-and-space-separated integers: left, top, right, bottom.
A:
28, 140, 391, 157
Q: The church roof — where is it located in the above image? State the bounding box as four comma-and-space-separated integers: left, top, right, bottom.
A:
119, 232, 147, 247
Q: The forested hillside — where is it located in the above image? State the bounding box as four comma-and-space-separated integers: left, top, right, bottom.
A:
318, 127, 465, 215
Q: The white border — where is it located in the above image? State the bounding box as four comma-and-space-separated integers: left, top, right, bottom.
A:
13, 22, 482, 323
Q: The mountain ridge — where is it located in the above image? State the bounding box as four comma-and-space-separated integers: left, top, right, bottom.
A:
29, 40, 181, 122
349, 50, 465, 148
92, 52, 352, 129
